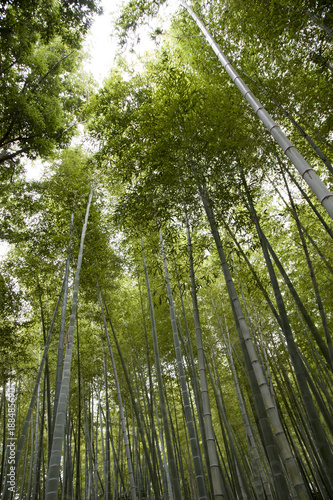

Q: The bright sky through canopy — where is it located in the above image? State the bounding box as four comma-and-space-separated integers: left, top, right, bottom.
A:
84, 0, 180, 84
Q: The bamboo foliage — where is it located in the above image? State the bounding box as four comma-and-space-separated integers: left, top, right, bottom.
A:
1, 1, 333, 499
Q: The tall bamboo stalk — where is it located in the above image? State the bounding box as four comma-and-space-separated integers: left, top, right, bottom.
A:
97, 284, 137, 500
140, 233, 180, 500
45, 186, 93, 499
238, 68, 333, 176
280, 166, 333, 365
102, 344, 111, 500
212, 301, 272, 500
195, 177, 309, 499
2, 276, 65, 500
103, 301, 161, 500
53, 211, 74, 436
179, 0, 333, 219
243, 181, 333, 495
158, 226, 208, 500
76, 315, 82, 500
183, 204, 226, 500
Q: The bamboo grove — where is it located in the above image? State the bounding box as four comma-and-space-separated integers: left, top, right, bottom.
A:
1, 0, 333, 499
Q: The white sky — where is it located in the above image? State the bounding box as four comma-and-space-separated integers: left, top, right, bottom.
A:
83, 0, 123, 84
84, 0, 180, 85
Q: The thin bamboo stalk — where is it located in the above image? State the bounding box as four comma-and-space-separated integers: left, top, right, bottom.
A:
280, 166, 333, 365
158, 226, 208, 500
238, 68, 333, 176
97, 284, 137, 500
53, 211, 74, 436
103, 301, 161, 500
183, 204, 226, 500
2, 277, 65, 500
140, 233, 180, 500
244, 186, 333, 495
212, 301, 272, 500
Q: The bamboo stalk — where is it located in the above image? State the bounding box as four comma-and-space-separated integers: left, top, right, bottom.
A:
180, 0, 333, 219
45, 186, 93, 499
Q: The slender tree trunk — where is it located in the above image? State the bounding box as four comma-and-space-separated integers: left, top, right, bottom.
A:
280, 166, 333, 365
212, 301, 272, 500
183, 204, 226, 500
243, 182, 333, 495
155, 402, 173, 500
103, 300, 161, 500
53, 211, 74, 437
0, 385, 6, 492
238, 68, 333, 176
284, 165, 333, 240
26, 417, 35, 500
19, 425, 31, 499
102, 344, 111, 500
269, 174, 333, 276
208, 356, 253, 500
31, 359, 41, 500
38, 294, 52, 465
2, 276, 65, 500
176, 274, 214, 500
76, 315, 82, 500
263, 220, 333, 370
32, 373, 46, 499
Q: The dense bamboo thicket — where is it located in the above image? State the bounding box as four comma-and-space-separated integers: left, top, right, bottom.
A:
1, 0, 333, 499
